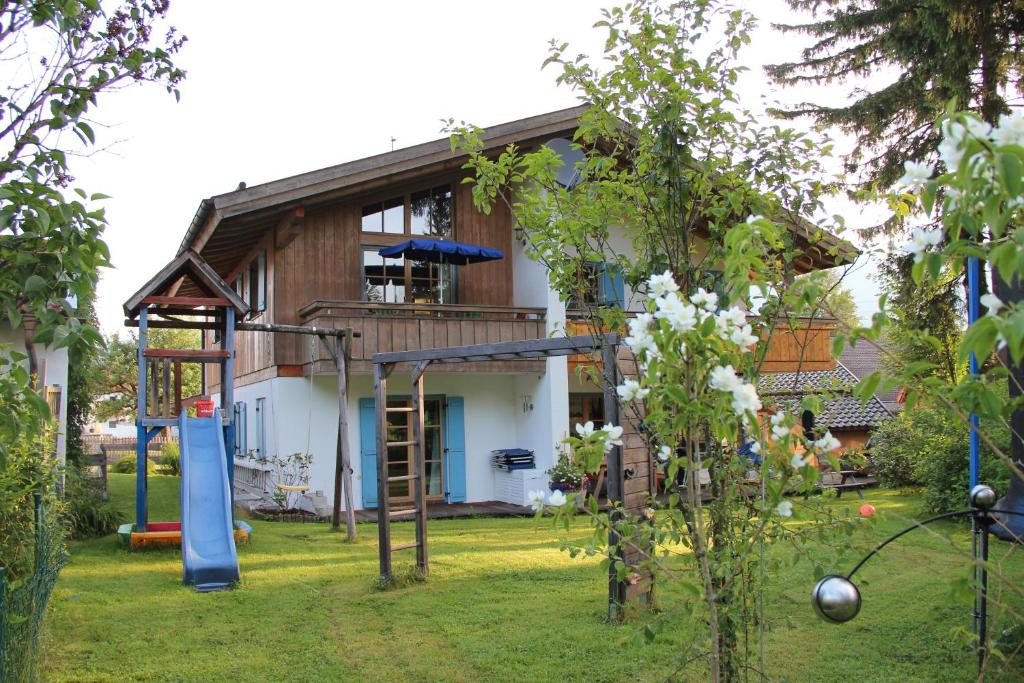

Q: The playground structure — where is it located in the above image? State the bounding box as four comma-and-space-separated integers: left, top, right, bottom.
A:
120, 251, 357, 590
371, 332, 656, 617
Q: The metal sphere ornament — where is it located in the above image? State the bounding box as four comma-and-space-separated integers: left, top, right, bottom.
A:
811, 575, 862, 623
970, 484, 997, 510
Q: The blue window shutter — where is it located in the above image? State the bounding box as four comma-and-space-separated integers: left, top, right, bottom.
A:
599, 263, 625, 307
444, 397, 466, 503
359, 398, 377, 508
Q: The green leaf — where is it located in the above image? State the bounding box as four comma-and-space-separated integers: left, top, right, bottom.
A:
998, 152, 1023, 197
24, 275, 47, 293
855, 371, 881, 404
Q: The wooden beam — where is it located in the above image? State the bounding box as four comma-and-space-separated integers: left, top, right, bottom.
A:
412, 369, 428, 576
320, 331, 356, 539
374, 363, 392, 586
124, 318, 361, 338
143, 348, 230, 361
274, 207, 306, 249
141, 296, 232, 308
371, 333, 617, 365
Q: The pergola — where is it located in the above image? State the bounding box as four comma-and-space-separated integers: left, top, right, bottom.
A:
371, 332, 650, 613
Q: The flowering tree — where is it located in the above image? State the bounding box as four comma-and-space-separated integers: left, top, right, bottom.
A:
451, 2, 865, 679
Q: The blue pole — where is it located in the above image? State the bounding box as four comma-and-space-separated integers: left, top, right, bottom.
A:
136, 305, 149, 531
224, 307, 235, 514
968, 256, 981, 488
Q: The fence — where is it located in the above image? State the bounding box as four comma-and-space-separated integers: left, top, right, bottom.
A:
81, 434, 178, 462
0, 494, 68, 682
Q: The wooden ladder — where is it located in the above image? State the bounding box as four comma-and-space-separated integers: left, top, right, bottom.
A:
374, 360, 430, 584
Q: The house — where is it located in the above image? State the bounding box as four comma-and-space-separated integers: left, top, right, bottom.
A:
840, 341, 903, 414
148, 105, 851, 513
759, 362, 892, 454
0, 318, 68, 463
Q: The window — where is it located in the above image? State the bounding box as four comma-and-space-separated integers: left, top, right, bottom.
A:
361, 185, 452, 238
247, 250, 266, 316
568, 262, 623, 310
569, 394, 605, 434
361, 196, 405, 233
362, 248, 454, 304
410, 185, 452, 238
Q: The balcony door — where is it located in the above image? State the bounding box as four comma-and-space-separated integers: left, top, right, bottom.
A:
385, 397, 444, 502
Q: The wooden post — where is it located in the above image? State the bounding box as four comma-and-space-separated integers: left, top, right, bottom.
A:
173, 360, 182, 416
411, 361, 429, 575
162, 358, 171, 418
324, 330, 356, 540
374, 362, 392, 585
602, 340, 625, 618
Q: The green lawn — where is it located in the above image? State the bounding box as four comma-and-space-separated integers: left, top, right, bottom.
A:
39, 474, 1024, 682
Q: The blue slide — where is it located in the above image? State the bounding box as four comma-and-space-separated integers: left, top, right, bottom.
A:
179, 409, 240, 592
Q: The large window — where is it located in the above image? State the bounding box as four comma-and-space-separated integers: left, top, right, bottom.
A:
362, 248, 454, 304
361, 185, 452, 238
567, 262, 623, 310
247, 249, 266, 316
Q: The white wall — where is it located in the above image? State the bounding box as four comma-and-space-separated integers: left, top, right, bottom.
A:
0, 321, 69, 463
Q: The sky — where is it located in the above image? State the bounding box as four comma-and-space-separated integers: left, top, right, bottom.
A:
69, 0, 892, 334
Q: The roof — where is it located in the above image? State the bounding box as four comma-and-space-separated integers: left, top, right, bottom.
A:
758, 363, 892, 431
122, 250, 249, 319
176, 104, 856, 285
839, 341, 902, 412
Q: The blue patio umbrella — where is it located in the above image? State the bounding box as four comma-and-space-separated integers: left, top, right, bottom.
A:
378, 239, 504, 265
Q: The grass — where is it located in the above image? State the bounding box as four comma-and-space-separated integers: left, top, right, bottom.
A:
39, 474, 1024, 682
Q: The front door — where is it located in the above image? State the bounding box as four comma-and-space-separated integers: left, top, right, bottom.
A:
386, 397, 444, 502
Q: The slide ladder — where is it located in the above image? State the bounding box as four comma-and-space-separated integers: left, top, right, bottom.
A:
179, 408, 240, 591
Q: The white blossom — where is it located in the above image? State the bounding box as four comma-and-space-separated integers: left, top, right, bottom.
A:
655, 292, 699, 333
616, 379, 649, 402
528, 489, 546, 512
548, 489, 567, 507
575, 421, 595, 438
814, 431, 841, 453
746, 214, 764, 224
625, 314, 657, 356
601, 424, 624, 451
993, 111, 1024, 147
657, 445, 672, 462
647, 270, 679, 298
709, 364, 742, 393
690, 287, 719, 312
981, 293, 1003, 316
730, 323, 758, 348
905, 226, 943, 264
776, 500, 793, 518
771, 424, 790, 441
730, 382, 762, 417
749, 440, 760, 454
790, 454, 806, 469
770, 411, 788, 426
938, 136, 965, 169
896, 160, 933, 192
721, 306, 747, 328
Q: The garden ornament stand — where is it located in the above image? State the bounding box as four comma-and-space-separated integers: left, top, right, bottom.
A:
811, 484, 1024, 673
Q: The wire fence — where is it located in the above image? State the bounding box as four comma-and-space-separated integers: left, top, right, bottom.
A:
0, 494, 68, 682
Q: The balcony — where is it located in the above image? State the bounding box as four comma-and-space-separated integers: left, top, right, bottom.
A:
297, 300, 547, 373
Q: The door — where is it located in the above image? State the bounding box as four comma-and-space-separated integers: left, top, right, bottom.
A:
569, 393, 605, 433
386, 397, 445, 503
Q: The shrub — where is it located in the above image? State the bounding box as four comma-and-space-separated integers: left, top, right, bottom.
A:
0, 427, 63, 580
62, 467, 121, 539
159, 442, 180, 476
111, 455, 157, 475
871, 393, 1012, 513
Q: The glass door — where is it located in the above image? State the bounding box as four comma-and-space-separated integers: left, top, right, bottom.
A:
385, 397, 445, 502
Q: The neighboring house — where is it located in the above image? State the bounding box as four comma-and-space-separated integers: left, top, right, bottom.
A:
0, 319, 68, 464
840, 341, 903, 414
147, 105, 850, 512
759, 362, 892, 453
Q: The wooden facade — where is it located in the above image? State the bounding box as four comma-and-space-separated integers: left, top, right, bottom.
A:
206, 172, 531, 390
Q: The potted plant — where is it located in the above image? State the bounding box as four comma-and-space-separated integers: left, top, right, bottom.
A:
547, 452, 586, 493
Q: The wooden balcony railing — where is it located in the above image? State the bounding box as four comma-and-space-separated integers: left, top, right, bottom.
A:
297, 300, 547, 373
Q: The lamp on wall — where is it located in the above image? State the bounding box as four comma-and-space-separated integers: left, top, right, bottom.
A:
521, 395, 533, 413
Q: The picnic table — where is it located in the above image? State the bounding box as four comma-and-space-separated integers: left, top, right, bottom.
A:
821, 469, 872, 499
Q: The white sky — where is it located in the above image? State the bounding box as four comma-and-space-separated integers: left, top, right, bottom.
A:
70, 0, 890, 334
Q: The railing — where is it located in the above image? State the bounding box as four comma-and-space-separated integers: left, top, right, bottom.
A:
296, 300, 547, 371
234, 458, 273, 493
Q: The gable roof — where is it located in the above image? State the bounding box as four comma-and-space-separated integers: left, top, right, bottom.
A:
122, 249, 249, 319
839, 341, 902, 411
176, 104, 857, 285
758, 363, 891, 431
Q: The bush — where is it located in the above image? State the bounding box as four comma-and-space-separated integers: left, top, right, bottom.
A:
159, 442, 180, 475
871, 393, 1012, 514
0, 427, 63, 580
61, 467, 121, 539
111, 455, 157, 475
